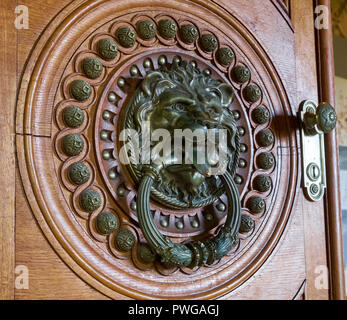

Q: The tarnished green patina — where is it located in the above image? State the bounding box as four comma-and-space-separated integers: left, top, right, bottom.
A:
239, 214, 255, 234
244, 84, 261, 103
216, 47, 234, 66
96, 212, 118, 234
253, 174, 272, 193
137, 20, 156, 40
257, 129, 274, 147
68, 162, 90, 185
120, 57, 242, 268
117, 27, 136, 48
257, 152, 275, 170
180, 24, 199, 44
62, 134, 84, 156
138, 243, 156, 263
200, 34, 218, 52
97, 39, 118, 60
115, 229, 136, 252
82, 57, 103, 79
80, 189, 102, 212
70, 80, 91, 101
252, 106, 270, 124
247, 196, 265, 214
63, 106, 84, 128
122, 58, 240, 209
158, 19, 177, 39
232, 65, 250, 83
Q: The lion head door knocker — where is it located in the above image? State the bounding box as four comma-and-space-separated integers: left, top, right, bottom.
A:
120, 58, 241, 268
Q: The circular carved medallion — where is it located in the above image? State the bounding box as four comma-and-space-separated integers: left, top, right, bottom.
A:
17, 0, 297, 299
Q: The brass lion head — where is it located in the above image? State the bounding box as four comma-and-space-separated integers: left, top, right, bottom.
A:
122, 58, 239, 208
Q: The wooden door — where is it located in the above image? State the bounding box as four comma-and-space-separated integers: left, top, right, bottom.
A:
1, 0, 345, 300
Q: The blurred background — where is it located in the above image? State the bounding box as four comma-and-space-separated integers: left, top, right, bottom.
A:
332, 0, 347, 294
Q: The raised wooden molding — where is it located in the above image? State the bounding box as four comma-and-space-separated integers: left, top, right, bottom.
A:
16, 0, 301, 299
0, 0, 16, 300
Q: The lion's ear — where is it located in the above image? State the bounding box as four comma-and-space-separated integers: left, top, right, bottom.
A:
141, 72, 164, 97
154, 80, 176, 98
216, 83, 234, 107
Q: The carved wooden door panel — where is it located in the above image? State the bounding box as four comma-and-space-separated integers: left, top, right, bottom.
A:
2, 0, 344, 299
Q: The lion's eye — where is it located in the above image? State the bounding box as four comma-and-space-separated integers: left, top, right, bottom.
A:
173, 103, 186, 111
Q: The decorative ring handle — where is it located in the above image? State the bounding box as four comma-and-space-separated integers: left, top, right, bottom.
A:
137, 167, 241, 268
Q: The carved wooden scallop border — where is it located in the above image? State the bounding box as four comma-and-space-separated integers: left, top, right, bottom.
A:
16, 0, 298, 299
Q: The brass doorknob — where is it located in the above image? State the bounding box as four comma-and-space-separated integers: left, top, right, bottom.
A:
303, 102, 337, 135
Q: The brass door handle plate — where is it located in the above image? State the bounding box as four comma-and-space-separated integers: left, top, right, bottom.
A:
299, 100, 337, 201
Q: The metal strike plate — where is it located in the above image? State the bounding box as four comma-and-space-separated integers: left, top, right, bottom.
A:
300, 100, 327, 201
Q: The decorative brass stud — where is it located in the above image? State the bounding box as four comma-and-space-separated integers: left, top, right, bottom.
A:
158, 55, 167, 66
108, 92, 117, 103
82, 57, 103, 79
137, 20, 156, 40
238, 127, 246, 136
138, 243, 156, 263
191, 220, 199, 228
80, 189, 102, 212
97, 38, 118, 60
160, 219, 168, 228
102, 150, 111, 160
102, 111, 111, 121
62, 106, 84, 128
70, 80, 91, 101
117, 186, 126, 197
175, 221, 184, 229
233, 110, 241, 120
158, 19, 177, 39
143, 59, 151, 68
232, 65, 250, 83
239, 215, 255, 234
239, 159, 247, 168
257, 152, 275, 170
203, 69, 211, 76
117, 77, 125, 87
253, 175, 272, 192
247, 196, 265, 214
115, 229, 136, 252
235, 175, 243, 185
216, 203, 226, 212
180, 24, 199, 44
130, 66, 139, 77
244, 84, 261, 103
130, 201, 137, 211
108, 169, 117, 180
240, 143, 248, 153
62, 134, 84, 156
96, 212, 118, 234
117, 27, 136, 48
216, 47, 234, 66
252, 106, 270, 124
68, 162, 90, 185
257, 129, 274, 147
200, 34, 218, 52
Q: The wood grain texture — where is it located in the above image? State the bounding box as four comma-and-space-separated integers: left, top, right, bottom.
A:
316, 0, 346, 300
291, 0, 329, 300
12, 0, 344, 300
0, 0, 17, 300
15, 0, 304, 299
15, 172, 109, 300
